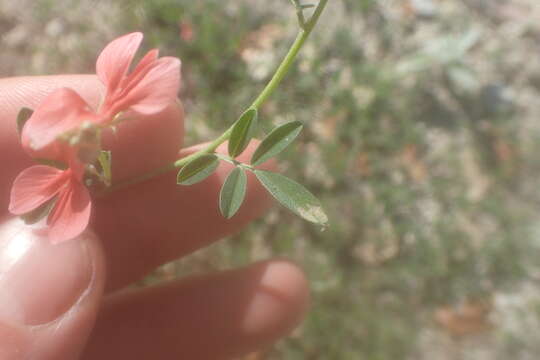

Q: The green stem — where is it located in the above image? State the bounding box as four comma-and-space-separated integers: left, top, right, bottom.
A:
251, 0, 328, 109
103, 0, 328, 194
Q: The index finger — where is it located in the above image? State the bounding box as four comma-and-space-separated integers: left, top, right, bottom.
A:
0, 76, 274, 291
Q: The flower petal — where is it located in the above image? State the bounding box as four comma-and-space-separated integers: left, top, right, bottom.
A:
21, 88, 98, 151
115, 49, 160, 100
47, 179, 91, 244
116, 57, 181, 115
96, 32, 143, 93
100, 49, 161, 118
9, 166, 67, 215
125, 49, 160, 86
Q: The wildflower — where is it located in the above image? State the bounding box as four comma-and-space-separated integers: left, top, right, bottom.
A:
96, 32, 181, 119
10, 31, 180, 243
22, 32, 181, 152
9, 148, 91, 243
21, 88, 100, 153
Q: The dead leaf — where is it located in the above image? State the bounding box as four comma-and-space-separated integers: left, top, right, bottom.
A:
178, 21, 195, 42
240, 24, 284, 60
493, 138, 513, 164
356, 151, 372, 177
313, 113, 342, 141
399, 144, 428, 183
434, 297, 494, 338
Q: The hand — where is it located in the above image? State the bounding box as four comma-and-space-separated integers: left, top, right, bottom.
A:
0, 76, 309, 359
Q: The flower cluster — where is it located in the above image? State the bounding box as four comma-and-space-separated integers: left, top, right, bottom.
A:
9, 32, 181, 243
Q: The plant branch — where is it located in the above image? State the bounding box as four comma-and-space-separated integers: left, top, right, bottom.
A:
102, 0, 329, 195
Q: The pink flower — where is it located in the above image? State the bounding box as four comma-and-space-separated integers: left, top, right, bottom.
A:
9, 150, 91, 243
96, 32, 181, 119
21, 88, 100, 154
22, 32, 181, 152
10, 31, 180, 243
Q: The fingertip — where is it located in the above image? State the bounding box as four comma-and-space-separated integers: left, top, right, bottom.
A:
0, 218, 106, 359
82, 258, 309, 360
242, 259, 310, 337
0, 75, 104, 118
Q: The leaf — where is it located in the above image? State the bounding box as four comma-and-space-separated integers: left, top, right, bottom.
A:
219, 167, 247, 219
254, 170, 328, 225
97, 150, 112, 186
20, 198, 56, 225
177, 154, 220, 185
16, 107, 34, 136
250, 121, 303, 166
228, 108, 258, 158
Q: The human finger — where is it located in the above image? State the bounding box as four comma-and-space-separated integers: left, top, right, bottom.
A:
0, 217, 106, 359
0, 76, 275, 292
93, 140, 275, 291
82, 259, 309, 360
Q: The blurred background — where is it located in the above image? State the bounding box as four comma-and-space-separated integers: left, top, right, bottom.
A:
3, 0, 540, 358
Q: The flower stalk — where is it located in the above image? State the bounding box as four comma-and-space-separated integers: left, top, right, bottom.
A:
105, 0, 329, 194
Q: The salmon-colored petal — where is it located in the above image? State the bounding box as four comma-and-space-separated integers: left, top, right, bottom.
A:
21, 88, 98, 151
116, 57, 181, 115
96, 32, 143, 93
9, 166, 67, 215
115, 49, 160, 100
24, 141, 66, 165
47, 179, 91, 244
100, 49, 160, 118
122, 49, 160, 89
25, 141, 79, 170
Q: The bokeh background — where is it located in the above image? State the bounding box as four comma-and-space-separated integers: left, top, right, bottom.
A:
3, 0, 540, 358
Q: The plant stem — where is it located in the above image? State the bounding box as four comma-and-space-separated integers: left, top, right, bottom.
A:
103, 0, 328, 194
251, 0, 328, 109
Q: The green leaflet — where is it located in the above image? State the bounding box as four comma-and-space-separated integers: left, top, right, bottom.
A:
219, 167, 247, 219
254, 170, 328, 225
177, 154, 220, 185
228, 108, 258, 158
251, 121, 303, 166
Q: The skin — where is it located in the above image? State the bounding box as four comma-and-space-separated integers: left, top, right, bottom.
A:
0, 76, 310, 359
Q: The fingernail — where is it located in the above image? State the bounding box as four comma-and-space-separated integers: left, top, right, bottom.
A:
0, 218, 93, 326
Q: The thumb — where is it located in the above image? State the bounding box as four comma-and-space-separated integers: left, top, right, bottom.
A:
0, 217, 105, 359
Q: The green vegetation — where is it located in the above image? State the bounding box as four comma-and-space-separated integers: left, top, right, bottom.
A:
4, 0, 540, 358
